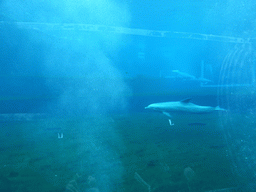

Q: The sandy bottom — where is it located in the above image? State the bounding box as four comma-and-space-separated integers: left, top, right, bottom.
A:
0, 112, 251, 192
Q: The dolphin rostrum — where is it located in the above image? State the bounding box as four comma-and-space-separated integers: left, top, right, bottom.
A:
145, 98, 226, 117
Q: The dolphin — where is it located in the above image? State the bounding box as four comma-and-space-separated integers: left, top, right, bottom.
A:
172, 70, 197, 80
145, 98, 226, 117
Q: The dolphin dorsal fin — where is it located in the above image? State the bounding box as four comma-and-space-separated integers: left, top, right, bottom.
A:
180, 98, 192, 103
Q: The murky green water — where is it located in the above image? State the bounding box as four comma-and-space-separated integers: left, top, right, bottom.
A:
0, 112, 244, 191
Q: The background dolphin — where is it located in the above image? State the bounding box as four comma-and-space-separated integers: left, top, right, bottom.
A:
145, 98, 226, 117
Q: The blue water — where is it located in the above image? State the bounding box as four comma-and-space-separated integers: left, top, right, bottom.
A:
1, 0, 256, 191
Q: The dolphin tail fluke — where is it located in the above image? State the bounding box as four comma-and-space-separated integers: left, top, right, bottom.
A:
215, 106, 226, 111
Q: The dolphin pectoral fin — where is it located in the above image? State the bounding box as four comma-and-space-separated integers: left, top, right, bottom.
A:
180, 98, 192, 103
163, 112, 172, 117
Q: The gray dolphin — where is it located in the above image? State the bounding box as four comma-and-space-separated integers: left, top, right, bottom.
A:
145, 98, 226, 117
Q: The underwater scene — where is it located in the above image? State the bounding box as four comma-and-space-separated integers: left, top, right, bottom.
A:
1, 0, 256, 191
